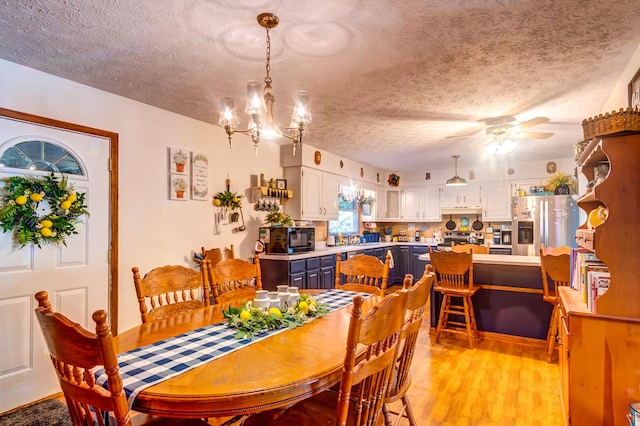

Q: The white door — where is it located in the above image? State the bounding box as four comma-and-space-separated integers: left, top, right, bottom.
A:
0, 118, 110, 412
321, 173, 340, 220
301, 167, 323, 220
402, 187, 421, 221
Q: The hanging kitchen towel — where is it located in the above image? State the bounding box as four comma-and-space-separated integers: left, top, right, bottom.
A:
386, 249, 395, 269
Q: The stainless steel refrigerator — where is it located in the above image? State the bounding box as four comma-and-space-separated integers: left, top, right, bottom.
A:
511, 195, 579, 256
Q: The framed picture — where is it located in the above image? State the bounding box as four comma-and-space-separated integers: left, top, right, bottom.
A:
168, 147, 189, 175
190, 151, 208, 200
169, 174, 189, 201
629, 67, 640, 109
276, 179, 287, 190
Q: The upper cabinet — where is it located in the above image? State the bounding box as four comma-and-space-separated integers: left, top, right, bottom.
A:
385, 189, 402, 220
441, 182, 482, 208
375, 186, 386, 221
482, 182, 511, 221
402, 186, 441, 222
283, 167, 339, 221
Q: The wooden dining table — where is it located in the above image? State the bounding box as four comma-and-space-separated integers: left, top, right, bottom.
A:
113, 291, 382, 419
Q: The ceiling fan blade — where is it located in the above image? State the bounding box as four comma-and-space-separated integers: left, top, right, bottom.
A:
514, 117, 550, 129
514, 131, 554, 139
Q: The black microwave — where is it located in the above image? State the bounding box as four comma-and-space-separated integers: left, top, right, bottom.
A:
259, 226, 315, 254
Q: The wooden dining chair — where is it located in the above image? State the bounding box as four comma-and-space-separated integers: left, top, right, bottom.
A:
207, 254, 262, 305
242, 290, 409, 426
451, 242, 490, 254
429, 247, 479, 348
540, 244, 571, 362
33, 291, 208, 426
383, 266, 434, 426
132, 265, 209, 324
335, 252, 391, 296
200, 244, 235, 267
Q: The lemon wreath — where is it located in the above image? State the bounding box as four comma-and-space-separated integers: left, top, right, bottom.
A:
0, 173, 88, 248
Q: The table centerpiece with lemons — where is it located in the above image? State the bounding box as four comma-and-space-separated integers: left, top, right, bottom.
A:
223, 293, 329, 340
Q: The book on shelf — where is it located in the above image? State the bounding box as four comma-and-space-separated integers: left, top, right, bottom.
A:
570, 248, 608, 312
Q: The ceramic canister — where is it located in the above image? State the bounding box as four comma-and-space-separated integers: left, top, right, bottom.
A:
288, 287, 300, 305
267, 291, 280, 308
253, 290, 269, 309
629, 401, 640, 426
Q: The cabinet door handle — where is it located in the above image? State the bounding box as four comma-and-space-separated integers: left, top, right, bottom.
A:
323, 208, 326, 216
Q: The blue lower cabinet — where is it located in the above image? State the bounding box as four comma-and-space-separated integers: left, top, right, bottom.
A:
290, 272, 305, 288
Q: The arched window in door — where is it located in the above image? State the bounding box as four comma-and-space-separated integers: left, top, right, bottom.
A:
0, 139, 85, 175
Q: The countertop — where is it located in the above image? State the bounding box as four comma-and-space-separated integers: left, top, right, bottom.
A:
418, 252, 540, 267
260, 241, 514, 261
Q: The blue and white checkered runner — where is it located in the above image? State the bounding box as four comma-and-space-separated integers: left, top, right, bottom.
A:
95, 289, 370, 407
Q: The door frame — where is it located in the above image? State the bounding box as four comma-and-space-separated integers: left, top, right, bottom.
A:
0, 107, 120, 334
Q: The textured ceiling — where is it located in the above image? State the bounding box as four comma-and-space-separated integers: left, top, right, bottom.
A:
1, 0, 640, 171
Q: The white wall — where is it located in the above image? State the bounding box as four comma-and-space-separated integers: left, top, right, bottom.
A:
603, 43, 640, 111
0, 59, 282, 333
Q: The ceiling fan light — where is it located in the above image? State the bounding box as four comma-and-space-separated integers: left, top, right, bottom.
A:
498, 138, 517, 154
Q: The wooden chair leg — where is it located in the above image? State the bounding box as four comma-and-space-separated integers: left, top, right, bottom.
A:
467, 296, 478, 339
435, 294, 449, 343
462, 296, 474, 349
402, 394, 417, 426
382, 403, 393, 426
546, 304, 559, 362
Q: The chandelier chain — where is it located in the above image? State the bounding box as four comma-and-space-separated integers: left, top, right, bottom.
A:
264, 28, 272, 85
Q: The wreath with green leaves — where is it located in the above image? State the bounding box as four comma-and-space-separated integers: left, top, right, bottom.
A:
0, 173, 89, 248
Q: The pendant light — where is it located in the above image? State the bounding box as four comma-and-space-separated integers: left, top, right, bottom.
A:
445, 155, 467, 186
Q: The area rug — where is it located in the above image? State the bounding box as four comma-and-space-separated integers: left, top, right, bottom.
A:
0, 399, 70, 426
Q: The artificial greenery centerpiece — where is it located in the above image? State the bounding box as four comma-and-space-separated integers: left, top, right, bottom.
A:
265, 208, 292, 226
0, 173, 89, 248
223, 293, 329, 340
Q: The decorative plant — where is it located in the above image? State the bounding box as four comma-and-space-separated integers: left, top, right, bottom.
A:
0, 173, 89, 248
213, 190, 242, 210
223, 293, 329, 340
546, 172, 575, 192
380, 226, 393, 236
265, 208, 292, 226
358, 195, 375, 205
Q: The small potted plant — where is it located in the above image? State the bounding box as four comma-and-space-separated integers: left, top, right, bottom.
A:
547, 172, 575, 195
380, 226, 393, 242
358, 195, 375, 216
265, 208, 292, 227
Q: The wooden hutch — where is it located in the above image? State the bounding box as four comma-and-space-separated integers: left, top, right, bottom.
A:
559, 109, 640, 425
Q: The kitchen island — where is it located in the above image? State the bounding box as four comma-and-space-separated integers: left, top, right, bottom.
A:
259, 243, 546, 342
418, 252, 550, 341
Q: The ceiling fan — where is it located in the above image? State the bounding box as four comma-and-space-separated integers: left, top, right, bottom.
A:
447, 115, 554, 154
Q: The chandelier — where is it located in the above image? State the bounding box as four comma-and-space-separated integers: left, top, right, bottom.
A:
219, 13, 311, 155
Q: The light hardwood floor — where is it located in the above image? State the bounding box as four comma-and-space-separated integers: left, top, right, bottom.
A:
386, 321, 564, 426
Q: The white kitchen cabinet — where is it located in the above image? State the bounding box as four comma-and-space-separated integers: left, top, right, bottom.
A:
510, 179, 545, 196
283, 167, 339, 221
441, 182, 482, 207
402, 186, 441, 221
385, 189, 402, 220
421, 186, 442, 221
482, 181, 511, 221
402, 187, 421, 220
375, 186, 386, 221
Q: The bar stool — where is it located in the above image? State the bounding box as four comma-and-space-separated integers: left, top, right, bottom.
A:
428, 248, 479, 348
540, 244, 571, 362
